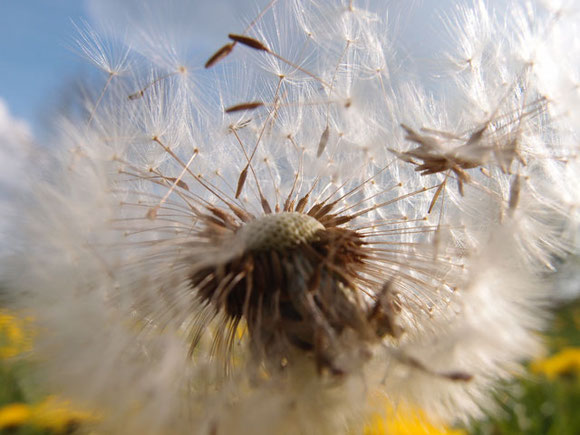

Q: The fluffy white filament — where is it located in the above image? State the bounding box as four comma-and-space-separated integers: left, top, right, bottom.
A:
1, 0, 579, 434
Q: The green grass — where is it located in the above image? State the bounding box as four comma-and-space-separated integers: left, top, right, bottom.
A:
468, 299, 580, 435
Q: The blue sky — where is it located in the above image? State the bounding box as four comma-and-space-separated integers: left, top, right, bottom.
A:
0, 1, 90, 132
0, 0, 260, 134
0, 0, 501, 135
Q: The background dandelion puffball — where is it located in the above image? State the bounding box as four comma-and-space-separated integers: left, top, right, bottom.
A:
2, 0, 580, 434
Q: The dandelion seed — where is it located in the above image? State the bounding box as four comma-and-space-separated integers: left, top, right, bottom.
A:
508, 174, 521, 216
235, 165, 249, 198
224, 101, 264, 113
205, 43, 235, 69
317, 125, 330, 157
228, 34, 269, 52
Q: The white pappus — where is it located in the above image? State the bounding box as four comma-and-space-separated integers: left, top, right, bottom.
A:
1, 0, 579, 434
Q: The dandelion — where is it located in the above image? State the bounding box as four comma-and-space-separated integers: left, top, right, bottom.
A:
0, 311, 34, 359
0, 397, 96, 432
1, 0, 579, 434
530, 347, 580, 379
364, 401, 467, 435
0, 404, 30, 430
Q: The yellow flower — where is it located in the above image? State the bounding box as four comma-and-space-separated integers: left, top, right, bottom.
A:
530, 347, 580, 379
31, 396, 98, 432
0, 310, 34, 359
0, 403, 32, 429
0, 397, 97, 432
364, 401, 466, 435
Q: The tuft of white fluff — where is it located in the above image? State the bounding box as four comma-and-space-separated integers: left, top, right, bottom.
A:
1, 0, 579, 433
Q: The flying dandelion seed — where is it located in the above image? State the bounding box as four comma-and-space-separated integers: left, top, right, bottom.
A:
1, 0, 579, 434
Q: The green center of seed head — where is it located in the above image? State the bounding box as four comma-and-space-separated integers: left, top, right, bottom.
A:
237, 212, 325, 252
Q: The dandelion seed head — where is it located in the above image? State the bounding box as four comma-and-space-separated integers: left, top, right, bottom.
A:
2, 0, 580, 433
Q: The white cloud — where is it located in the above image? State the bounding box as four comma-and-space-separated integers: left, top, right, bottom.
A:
0, 98, 32, 153
0, 98, 34, 251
